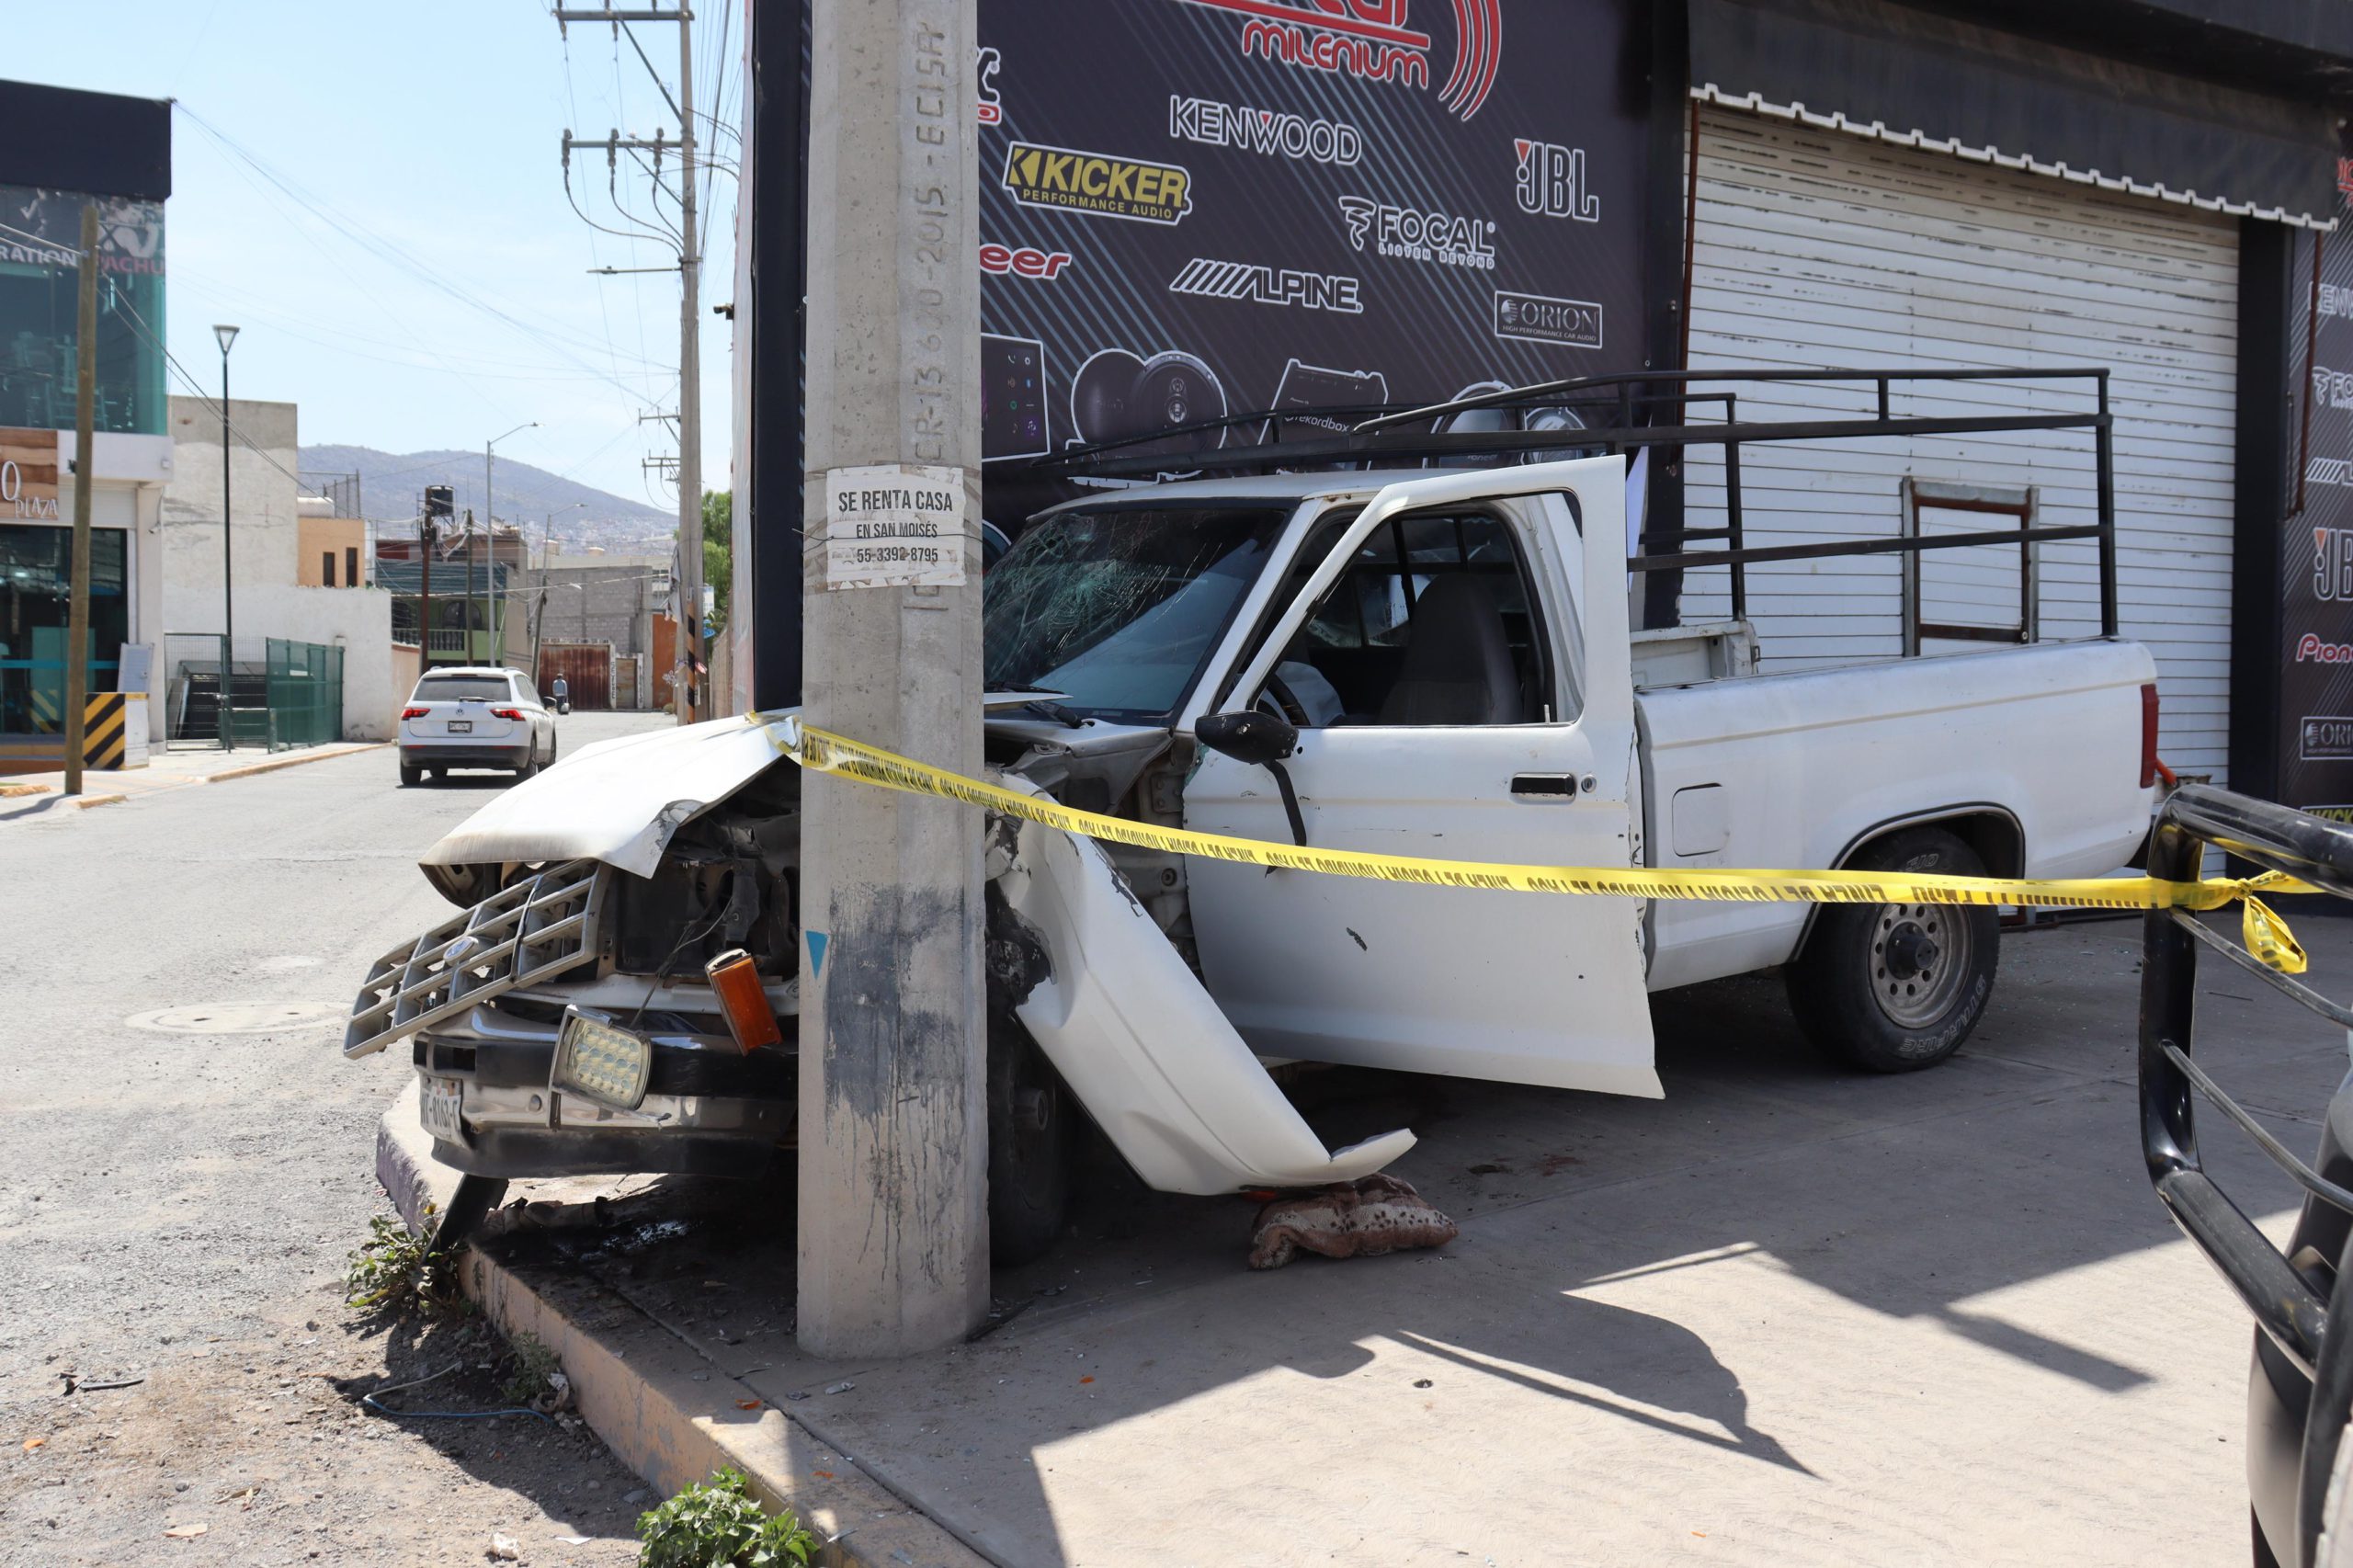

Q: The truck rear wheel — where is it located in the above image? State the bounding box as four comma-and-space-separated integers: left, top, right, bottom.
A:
988, 1015, 1071, 1265
1787, 827, 1998, 1073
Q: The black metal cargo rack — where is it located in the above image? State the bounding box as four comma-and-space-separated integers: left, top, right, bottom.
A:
2141, 787, 2353, 1568
1030, 366, 2122, 636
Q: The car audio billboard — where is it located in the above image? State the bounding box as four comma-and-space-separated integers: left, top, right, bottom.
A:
2282, 159, 2353, 823
974, 0, 1648, 529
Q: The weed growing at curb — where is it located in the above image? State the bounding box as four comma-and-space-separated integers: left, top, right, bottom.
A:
343, 1205, 466, 1318
637, 1468, 817, 1567
499, 1329, 562, 1407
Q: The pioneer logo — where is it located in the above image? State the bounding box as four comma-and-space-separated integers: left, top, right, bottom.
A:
1169, 95, 1363, 165
1171, 0, 1503, 122
1515, 138, 1597, 222
2297, 634, 2353, 663
1493, 289, 1601, 348
1336, 196, 1495, 268
1002, 142, 1193, 225
2316, 525, 2353, 602
978, 243, 1073, 279
1170, 257, 1363, 312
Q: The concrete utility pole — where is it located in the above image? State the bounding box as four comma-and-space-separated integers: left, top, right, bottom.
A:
485, 422, 535, 667
798, 0, 988, 1357
213, 322, 240, 748
61, 206, 97, 798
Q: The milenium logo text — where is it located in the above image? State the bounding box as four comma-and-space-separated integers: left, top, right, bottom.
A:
1170, 258, 1363, 313
1001, 142, 1194, 225
1170, 0, 1505, 123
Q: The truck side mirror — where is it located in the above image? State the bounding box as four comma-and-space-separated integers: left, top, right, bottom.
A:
1197, 710, 1298, 768
1196, 711, 1306, 849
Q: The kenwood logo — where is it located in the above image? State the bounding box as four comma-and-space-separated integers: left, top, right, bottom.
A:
1169, 95, 1363, 165
1515, 138, 1597, 221
1002, 142, 1194, 224
1170, 0, 1504, 122
1337, 196, 1495, 268
1170, 257, 1363, 312
1493, 289, 1601, 348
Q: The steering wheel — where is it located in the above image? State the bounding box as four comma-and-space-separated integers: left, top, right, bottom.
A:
1257, 671, 1313, 728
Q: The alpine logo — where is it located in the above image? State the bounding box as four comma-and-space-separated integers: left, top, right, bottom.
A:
1170, 257, 1364, 313
1515, 138, 1598, 222
1171, 0, 1504, 122
1169, 95, 1364, 165
1493, 289, 1602, 348
1336, 196, 1495, 269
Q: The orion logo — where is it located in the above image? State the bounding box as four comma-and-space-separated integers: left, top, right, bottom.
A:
1170, 257, 1364, 312
1515, 138, 1597, 222
1171, 0, 1504, 123
1336, 196, 1495, 268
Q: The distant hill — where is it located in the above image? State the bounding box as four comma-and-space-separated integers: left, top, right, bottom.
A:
298, 443, 680, 553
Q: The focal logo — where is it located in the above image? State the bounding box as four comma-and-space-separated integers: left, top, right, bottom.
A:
1169, 95, 1363, 165
2303, 716, 2353, 762
1336, 197, 1495, 269
2316, 525, 2353, 602
1002, 142, 1193, 225
1493, 289, 1602, 348
1170, 257, 1363, 313
978, 243, 1072, 280
1515, 138, 1597, 222
976, 46, 1002, 124
1171, 0, 1504, 123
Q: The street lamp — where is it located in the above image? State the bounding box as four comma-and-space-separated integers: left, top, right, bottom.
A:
213, 324, 240, 749
482, 421, 536, 665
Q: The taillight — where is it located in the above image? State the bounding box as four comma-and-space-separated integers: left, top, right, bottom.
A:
401, 706, 429, 720
490, 706, 525, 720
2139, 683, 2160, 789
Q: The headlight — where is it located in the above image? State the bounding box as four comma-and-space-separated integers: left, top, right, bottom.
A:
551, 1007, 653, 1109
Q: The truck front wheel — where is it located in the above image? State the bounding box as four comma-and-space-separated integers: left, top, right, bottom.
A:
987, 1016, 1072, 1265
1787, 827, 1998, 1073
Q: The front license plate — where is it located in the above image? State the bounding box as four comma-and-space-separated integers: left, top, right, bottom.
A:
420, 1075, 465, 1142
551, 1008, 653, 1109
447, 720, 472, 733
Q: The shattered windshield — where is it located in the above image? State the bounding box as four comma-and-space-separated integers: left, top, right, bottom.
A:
983, 507, 1290, 720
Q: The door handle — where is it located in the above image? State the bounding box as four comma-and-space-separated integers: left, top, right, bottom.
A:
1511, 773, 1592, 798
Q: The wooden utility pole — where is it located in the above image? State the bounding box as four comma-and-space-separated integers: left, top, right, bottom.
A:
61, 205, 97, 798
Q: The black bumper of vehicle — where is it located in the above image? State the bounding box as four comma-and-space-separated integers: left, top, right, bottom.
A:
2138, 785, 2353, 1568
402, 744, 529, 768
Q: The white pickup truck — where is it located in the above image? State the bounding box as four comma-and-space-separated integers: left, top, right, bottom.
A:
347, 447, 2157, 1260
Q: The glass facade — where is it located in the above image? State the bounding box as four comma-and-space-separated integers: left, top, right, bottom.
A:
0, 184, 165, 436
0, 522, 127, 734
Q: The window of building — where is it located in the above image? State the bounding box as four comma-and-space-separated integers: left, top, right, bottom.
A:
346, 547, 359, 588
0, 523, 130, 738
321, 551, 335, 587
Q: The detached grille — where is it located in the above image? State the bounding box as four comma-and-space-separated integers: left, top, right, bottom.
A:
344, 859, 607, 1059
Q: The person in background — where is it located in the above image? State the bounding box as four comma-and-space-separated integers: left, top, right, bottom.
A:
550, 673, 570, 713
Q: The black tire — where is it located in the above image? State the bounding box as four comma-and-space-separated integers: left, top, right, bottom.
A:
987, 1015, 1072, 1265
399, 764, 422, 789
514, 745, 540, 780
1787, 826, 1998, 1073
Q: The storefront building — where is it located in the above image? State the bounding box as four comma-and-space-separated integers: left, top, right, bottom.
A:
0, 79, 171, 768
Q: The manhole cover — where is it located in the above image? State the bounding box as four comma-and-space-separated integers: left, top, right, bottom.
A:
125, 1001, 343, 1035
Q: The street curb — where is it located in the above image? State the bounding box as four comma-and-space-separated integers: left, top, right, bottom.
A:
73, 793, 128, 810
209, 742, 392, 783
374, 1087, 991, 1568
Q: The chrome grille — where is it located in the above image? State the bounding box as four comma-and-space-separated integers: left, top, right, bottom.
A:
344, 859, 608, 1059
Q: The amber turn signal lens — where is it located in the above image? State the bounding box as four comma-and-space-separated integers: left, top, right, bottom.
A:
705, 948, 783, 1054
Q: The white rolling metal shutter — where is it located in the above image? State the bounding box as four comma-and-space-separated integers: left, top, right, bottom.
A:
1682, 106, 2239, 782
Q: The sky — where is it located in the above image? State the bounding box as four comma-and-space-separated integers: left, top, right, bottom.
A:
7, 0, 739, 513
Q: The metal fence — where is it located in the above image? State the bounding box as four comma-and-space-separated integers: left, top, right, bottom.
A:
164, 634, 344, 751
265, 639, 344, 749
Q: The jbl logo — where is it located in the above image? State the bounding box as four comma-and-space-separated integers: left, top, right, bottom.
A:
2317, 526, 2353, 601
1514, 139, 1597, 222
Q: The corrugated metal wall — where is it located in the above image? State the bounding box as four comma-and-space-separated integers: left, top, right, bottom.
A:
1682, 106, 2240, 781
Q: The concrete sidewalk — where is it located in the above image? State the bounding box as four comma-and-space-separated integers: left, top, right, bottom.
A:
381, 914, 2353, 1567
0, 739, 387, 819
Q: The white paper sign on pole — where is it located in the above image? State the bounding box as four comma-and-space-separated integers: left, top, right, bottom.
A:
822, 464, 967, 590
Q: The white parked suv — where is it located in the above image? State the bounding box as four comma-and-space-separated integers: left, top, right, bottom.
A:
397, 667, 558, 787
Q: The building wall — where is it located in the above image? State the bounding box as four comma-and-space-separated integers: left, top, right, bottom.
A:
161, 394, 300, 608
296, 515, 367, 586
506, 555, 665, 674
230, 582, 397, 741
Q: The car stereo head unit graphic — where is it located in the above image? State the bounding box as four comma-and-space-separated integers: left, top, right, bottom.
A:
983, 334, 1052, 462
1258, 358, 1391, 441
1070, 347, 1230, 459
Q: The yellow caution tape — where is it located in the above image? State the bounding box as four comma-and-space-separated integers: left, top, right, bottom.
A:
771, 719, 2318, 973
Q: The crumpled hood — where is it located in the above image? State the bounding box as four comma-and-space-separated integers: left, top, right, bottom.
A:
421, 710, 794, 880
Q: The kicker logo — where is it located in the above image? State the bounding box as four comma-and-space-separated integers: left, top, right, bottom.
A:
1168, 95, 1364, 165
1336, 196, 1495, 268
1002, 142, 1194, 225
1170, 257, 1363, 313
1171, 0, 1504, 123
1515, 138, 1598, 222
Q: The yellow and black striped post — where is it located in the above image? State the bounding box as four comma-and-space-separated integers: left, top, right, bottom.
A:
78, 694, 127, 771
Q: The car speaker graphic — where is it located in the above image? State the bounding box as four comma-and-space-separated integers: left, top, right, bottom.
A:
1070, 347, 1230, 457
1430, 379, 1590, 464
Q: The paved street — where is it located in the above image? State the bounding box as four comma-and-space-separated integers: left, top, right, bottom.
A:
0, 711, 668, 1568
